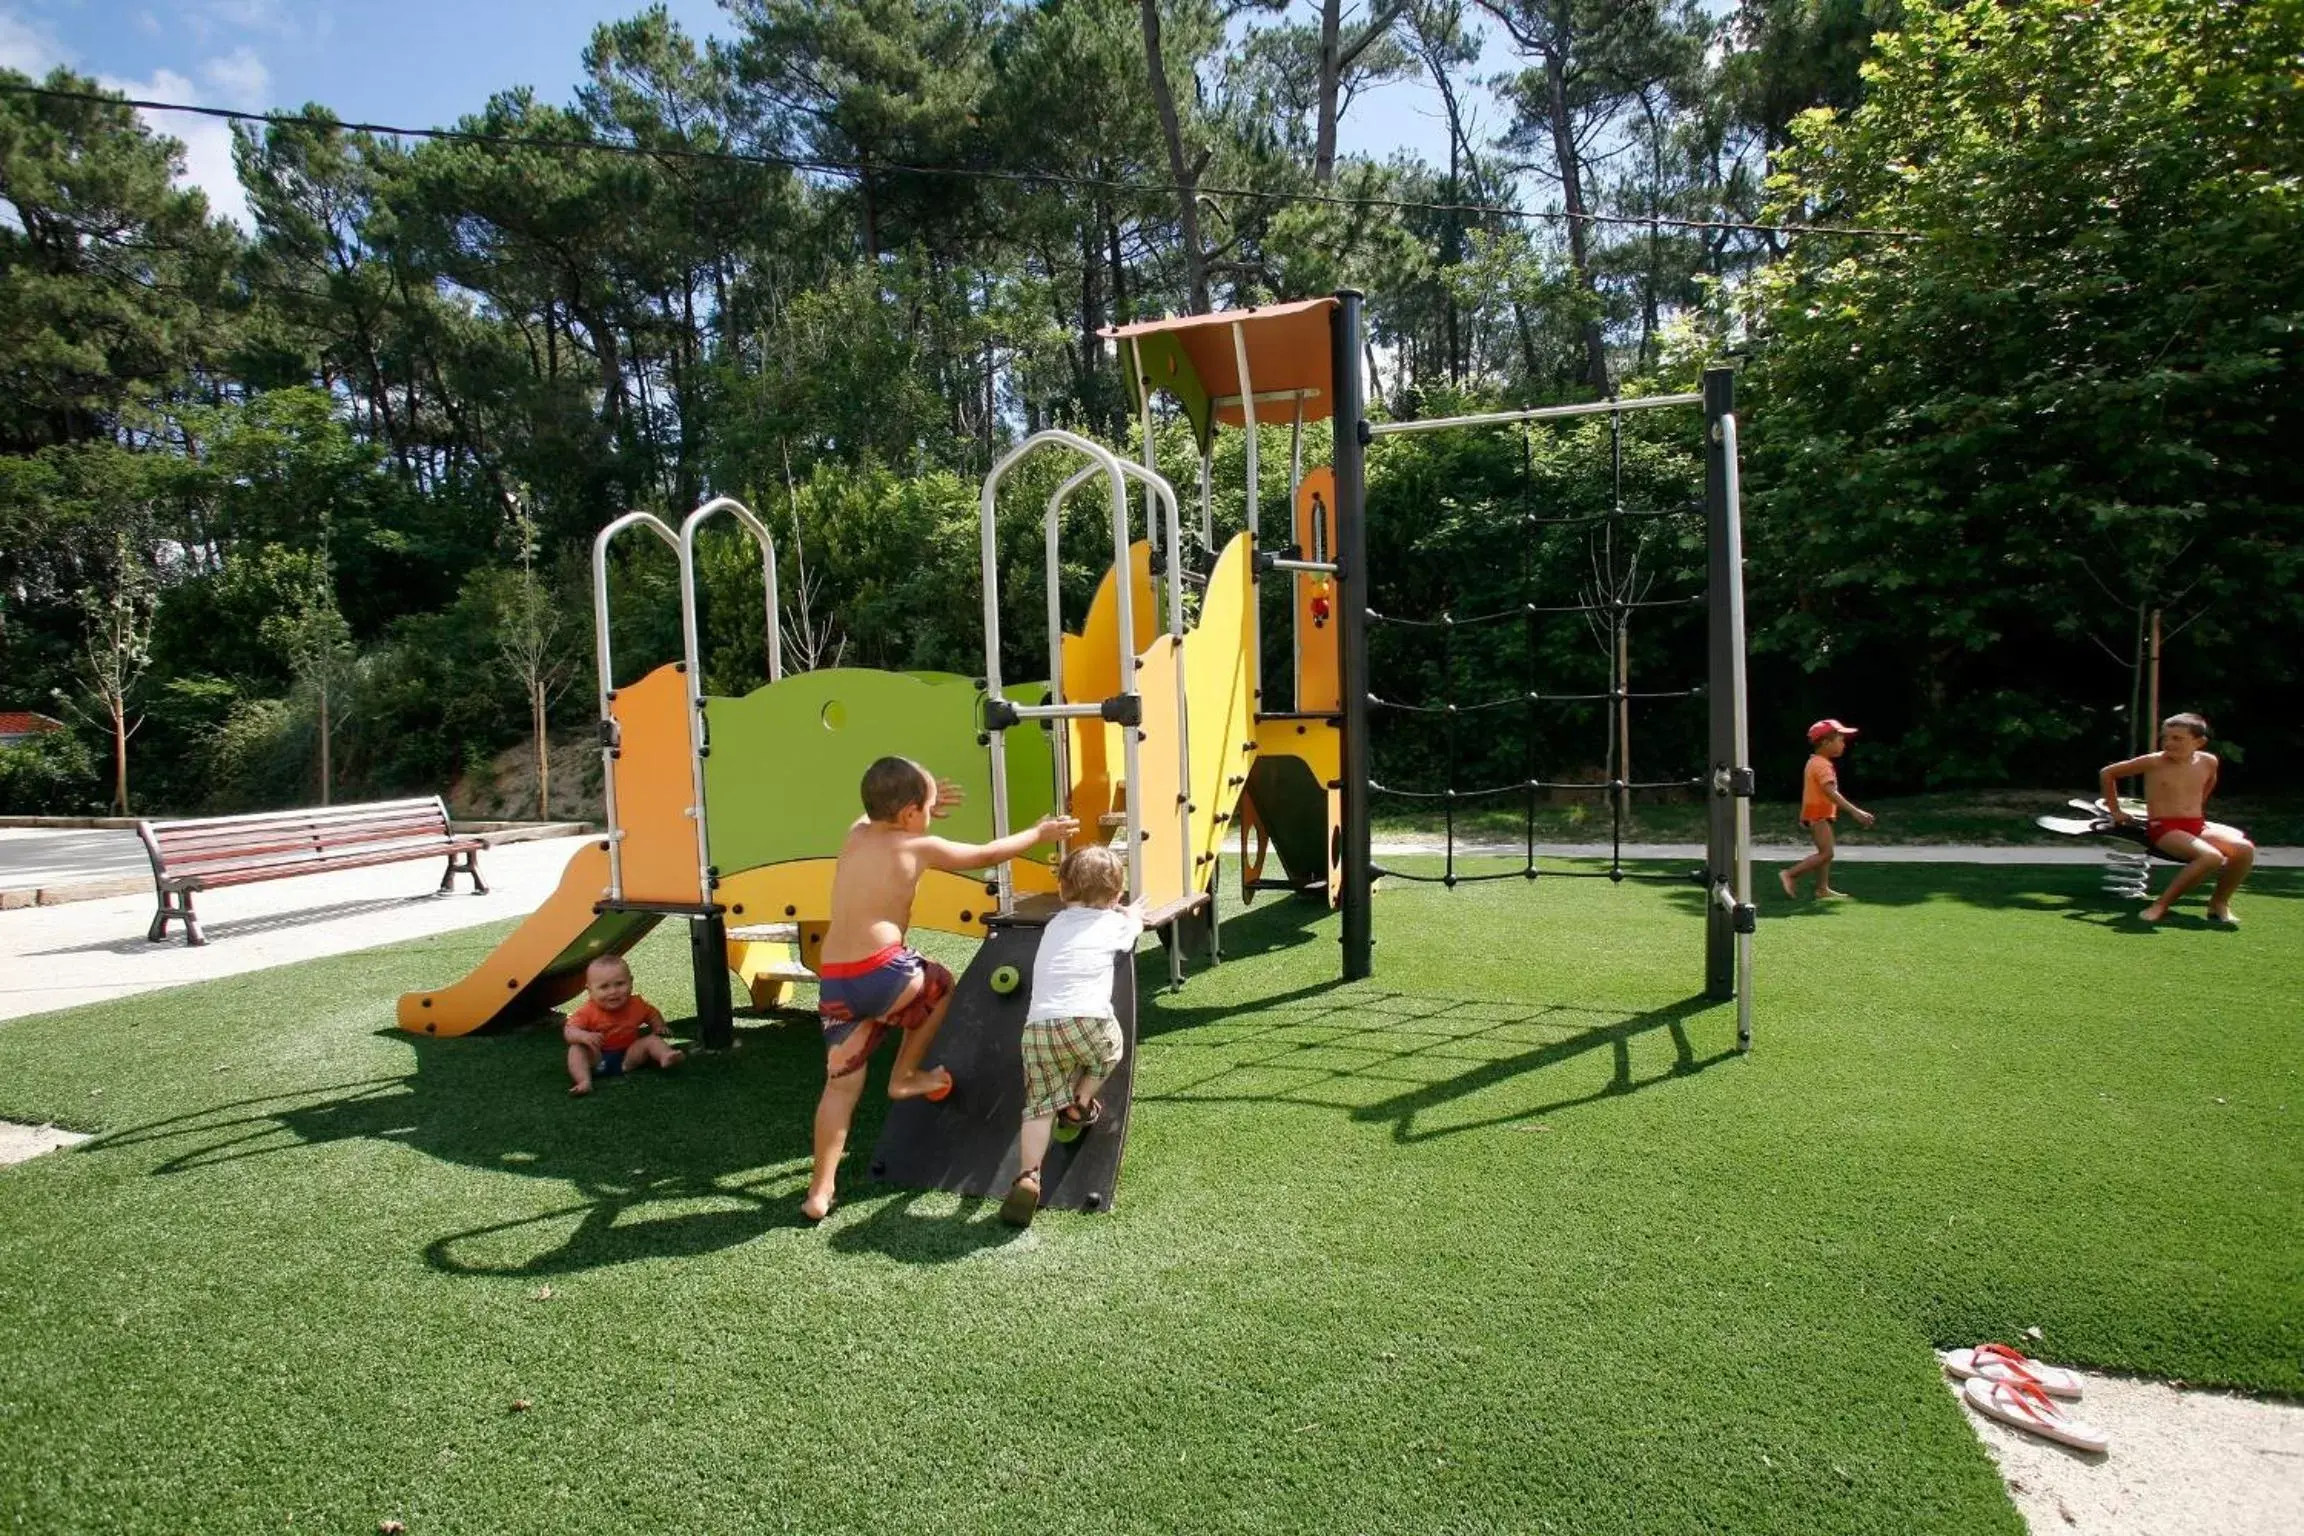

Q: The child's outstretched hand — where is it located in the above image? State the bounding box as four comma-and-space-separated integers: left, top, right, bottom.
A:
931, 776, 965, 818
1036, 813, 1081, 843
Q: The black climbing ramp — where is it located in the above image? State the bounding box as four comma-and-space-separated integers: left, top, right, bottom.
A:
869, 915, 1138, 1214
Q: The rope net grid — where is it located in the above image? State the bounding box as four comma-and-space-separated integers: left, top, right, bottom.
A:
1368, 407, 1711, 887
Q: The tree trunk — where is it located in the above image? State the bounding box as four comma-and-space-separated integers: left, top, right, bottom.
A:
1079, 208, 1102, 394
1139, 0, 1211, 313
111, 696, 129, 817
318, 685, 332, 808
1315, 0, 1345, 185
2128, 601, 2147, 755
534, 680, 550, 820
2138, 607, 2156, 746
1315, 2, 1405, 185
1542, 50, 1611, 392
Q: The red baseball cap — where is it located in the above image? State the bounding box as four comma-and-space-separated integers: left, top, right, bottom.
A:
1807, 719, 1859, 743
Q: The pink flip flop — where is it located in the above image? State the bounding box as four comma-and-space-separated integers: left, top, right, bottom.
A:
1962, 1376, 2109, 1454
1944, 1342, 2083, 1401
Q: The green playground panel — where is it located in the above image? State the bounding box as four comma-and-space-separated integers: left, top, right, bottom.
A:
1124, 332, 1216, 453
701, 669, 1057, 876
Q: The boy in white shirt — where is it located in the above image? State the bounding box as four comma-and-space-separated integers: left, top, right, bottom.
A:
999, 844, 1142, 1227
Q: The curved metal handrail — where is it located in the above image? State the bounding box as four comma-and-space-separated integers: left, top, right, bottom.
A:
979, 431, 1152, 912
678, 495, 784, 689
590, 511, 682, 903
674, 495, 783, 906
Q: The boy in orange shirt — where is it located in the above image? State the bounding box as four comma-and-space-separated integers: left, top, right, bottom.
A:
1780, 718, 1875, 900
563, 954, 682, 1095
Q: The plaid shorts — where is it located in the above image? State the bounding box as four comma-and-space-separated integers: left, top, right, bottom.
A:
1020, 1015, 1124, 1120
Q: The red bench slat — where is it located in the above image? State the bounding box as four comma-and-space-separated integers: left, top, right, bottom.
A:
189, 841, 485, 890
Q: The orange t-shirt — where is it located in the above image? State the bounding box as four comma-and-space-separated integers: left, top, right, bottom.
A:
566, 995, 662, 1052
1801, 755, 1839, 821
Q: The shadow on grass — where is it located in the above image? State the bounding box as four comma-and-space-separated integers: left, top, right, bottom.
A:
826, 1188, 1020, 1265
1139, 987, 1736, 1142
77, 1007, 920, 1275
1130, 888, 1739, 1140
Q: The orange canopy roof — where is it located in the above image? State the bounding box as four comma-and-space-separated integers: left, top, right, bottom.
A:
1102, 297, 1338, 433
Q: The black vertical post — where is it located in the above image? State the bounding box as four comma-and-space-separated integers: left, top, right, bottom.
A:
1332, 290, 1374, 982
690, 911, 733, 1049
1702, 366, 1736, 1001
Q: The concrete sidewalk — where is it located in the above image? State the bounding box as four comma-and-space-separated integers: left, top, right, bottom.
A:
0, 834, 591, 1022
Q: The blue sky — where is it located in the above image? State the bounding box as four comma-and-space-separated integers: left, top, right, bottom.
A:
0, 1, 1504, 226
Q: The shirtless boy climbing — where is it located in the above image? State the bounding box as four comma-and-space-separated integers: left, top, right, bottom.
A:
802, 755, 1077, 1221
2098, 712, 2254, 927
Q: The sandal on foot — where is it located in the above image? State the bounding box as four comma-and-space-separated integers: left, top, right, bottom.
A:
999, 1172, 1041, 1228
1962, 1376, 2108, 1454
1944, 1343, 2083, 1401
1052, 1097, 1103, 1144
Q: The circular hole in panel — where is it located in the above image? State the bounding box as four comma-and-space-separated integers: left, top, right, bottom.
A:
820, 700, 847, 731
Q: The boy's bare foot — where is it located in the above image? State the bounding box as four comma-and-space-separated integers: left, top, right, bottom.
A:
998, 1170, 1041, 1228
1817, 887, 1852, 900
2206, 907, 2239, 928
2138, 903, 2168, 923
800, 1188, 835, 1222
890, 1066, 954, 1102
568, 1080, 591, 1096
1778, 868, 1798, 899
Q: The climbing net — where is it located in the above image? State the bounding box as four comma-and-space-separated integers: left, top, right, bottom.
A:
1368, 410, 1712, 887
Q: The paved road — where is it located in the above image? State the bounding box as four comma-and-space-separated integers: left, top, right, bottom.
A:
0, 828, 148, 894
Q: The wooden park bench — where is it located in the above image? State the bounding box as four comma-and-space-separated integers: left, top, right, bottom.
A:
136, 797, 487, 947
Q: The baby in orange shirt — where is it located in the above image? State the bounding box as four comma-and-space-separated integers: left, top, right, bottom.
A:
563, 954, 681, 1095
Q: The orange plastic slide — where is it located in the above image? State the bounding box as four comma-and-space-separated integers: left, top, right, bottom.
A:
395, 840, 662, 1038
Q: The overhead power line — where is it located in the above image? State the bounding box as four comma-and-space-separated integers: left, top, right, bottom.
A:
0, 80, 1916, 243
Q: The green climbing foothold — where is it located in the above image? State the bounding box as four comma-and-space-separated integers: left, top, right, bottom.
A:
988, 964, 1022, 996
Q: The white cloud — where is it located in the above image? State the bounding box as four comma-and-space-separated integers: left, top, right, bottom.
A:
199, 46, 268, 109
0, 9, 65, 75
137, 12, 163, 39
0, 6, 265, 228
202, 1, 292, 40
102, 66, 253, 229
208, 0, 283, 24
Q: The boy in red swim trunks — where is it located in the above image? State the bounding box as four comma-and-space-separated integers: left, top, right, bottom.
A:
803, 756, 1077, 1221
564, 954, 682, 1095
2099, 712, 2254, 927
1780, 719, 1876, 900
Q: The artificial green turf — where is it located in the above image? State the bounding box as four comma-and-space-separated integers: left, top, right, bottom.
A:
0, 861, 2297, 1533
